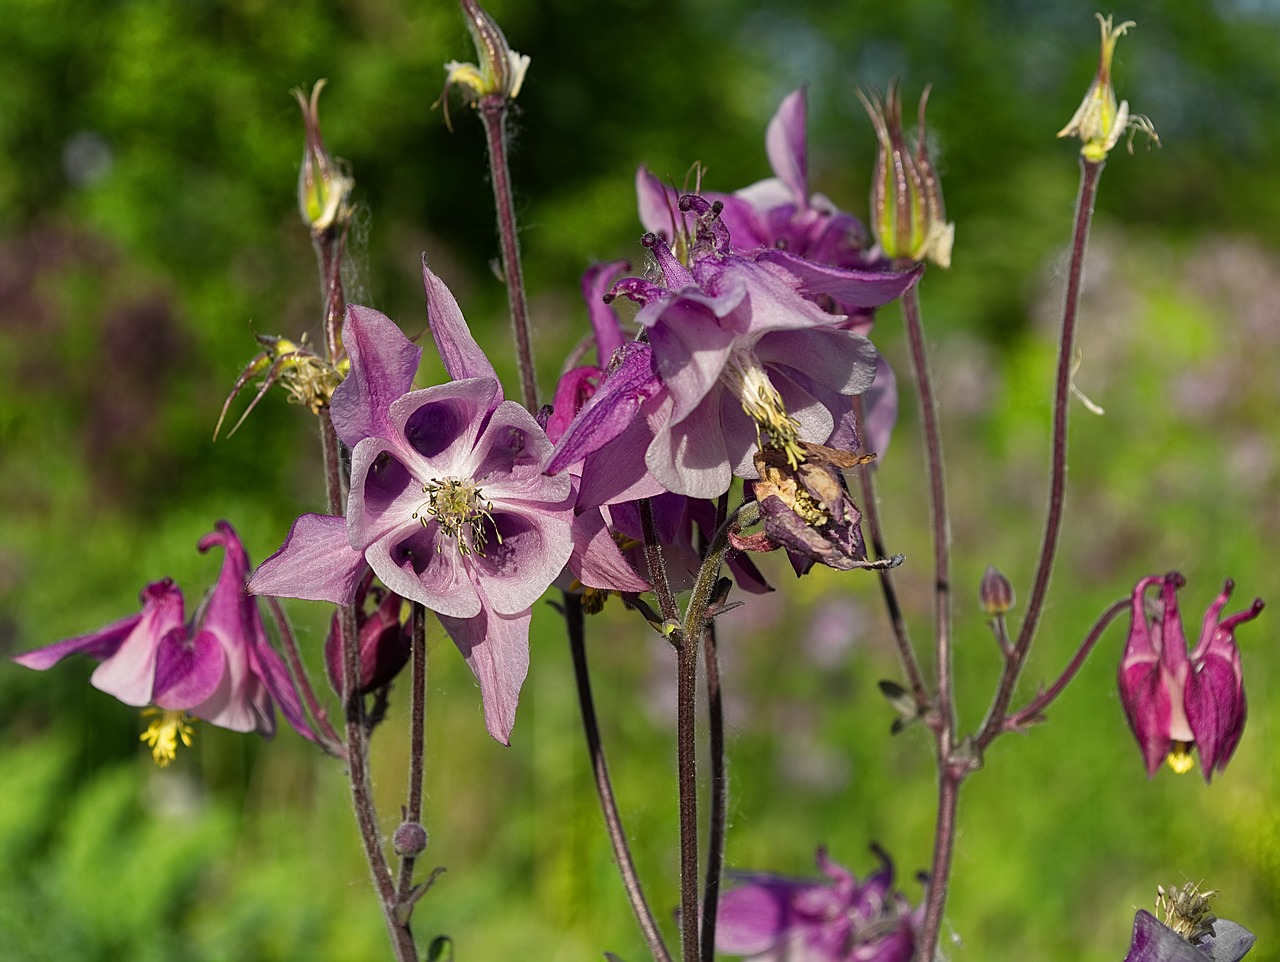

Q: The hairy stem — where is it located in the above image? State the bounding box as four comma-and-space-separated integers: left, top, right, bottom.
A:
978, 157, 1104, 751
564, 592, 673, 962
919, 770, 961, 960
676, 623, 700, 962
265, 595, 343, 755
699, 618, 726, 962
478, 96, 539, 412
396, 604, 429, 905
314, 223, 348, 364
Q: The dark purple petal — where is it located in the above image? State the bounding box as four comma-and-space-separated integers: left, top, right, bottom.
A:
330, 305, 423, 448
248, 513, 367, 605
438, 602, 531, 744
583, 260, 630, 362
756, 249, 923, 309
1125, 910, 1212, 962
390, 378, 501, 473
368, 522, 481, 618
423, 260, 500, 385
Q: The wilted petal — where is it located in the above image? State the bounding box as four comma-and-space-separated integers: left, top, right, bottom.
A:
438, 602, 531, 745
249, 513, 366, 605
330, 305, 423, 447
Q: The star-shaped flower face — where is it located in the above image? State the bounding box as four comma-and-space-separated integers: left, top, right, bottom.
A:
250, 265, 574, 743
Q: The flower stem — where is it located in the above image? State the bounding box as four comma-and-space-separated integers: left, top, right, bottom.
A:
478, 96, 539, 412
676, 624, 700, 962
851, 394, 928, 709
396, 604, 429, 906
265, 595, 344, 755
900, 282, 954, 734
563, 592, 673, 962
314, 223, 349, 364
977, 157, 1104, 752
919, 768, 961, 959
699, 618, 726, 962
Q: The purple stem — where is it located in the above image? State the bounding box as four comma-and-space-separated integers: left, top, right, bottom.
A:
265, 595, 344, 755
478, 96, 539, 413
564, 592, 674, 962
976, 157, 1104, 753
396, 604, 429, 906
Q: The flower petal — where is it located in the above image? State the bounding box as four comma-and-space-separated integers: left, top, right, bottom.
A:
330, 305, 423, 448
567, 507, 650, 593
423, 259, 500, 385
583, 260, 630, 362
152, 626, 227, 715
248, 513, 366, 605
764, 87, 808, 207
757, 249, 923, 309
438, 602, 532, 745
1124, 910, 1211, 962
471, 399, 569, 503
87, 581, 187, 707
467, 507, 573, 615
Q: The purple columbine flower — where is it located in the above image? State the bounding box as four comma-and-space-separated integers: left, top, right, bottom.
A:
1118, 573, 1263, 781
554, 195, 916, 502
248, 264, 574, 744
13, 521, 314, 765
715, 846, 921, 962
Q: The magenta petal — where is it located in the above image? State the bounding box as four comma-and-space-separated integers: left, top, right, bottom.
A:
765, 87, 808, 206
715, 876, 802, 956
152, 627, 226, 711
545, 366, 600, 445
88, 581, 187, 707
330, 305, 423, 448
423, 260, 500, 386
249, 636, 317, 741
12, 606, 145, 670
636, 165, 685, 242
582, 260, 630, 362
248, 513, 366, 605
438, 603, 531, 745
1184, 651, 1245, 781
568, 508, 649, 593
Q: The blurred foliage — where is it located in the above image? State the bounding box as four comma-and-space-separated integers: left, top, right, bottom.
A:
3, 0, 1280, 959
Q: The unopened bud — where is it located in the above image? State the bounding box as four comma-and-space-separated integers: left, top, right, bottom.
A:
1057, 14, 1159, 161
440, 0, 530, 125
393, 822, 429, 857
858, 82, 954, 269
293, 80, 354, 234
980, 566, 1015, 616
325, 577, 412, 696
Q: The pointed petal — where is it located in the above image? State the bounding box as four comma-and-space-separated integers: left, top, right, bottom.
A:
582, 261, 630, 362
1124, 910, 1210, 962
423, 259, 500, 385
249, 635, 318, 741
248, 513, 366, 605
12, 607, 145, 670
331, 305, 423, 448
765, 87, 809, 205
545, 365, 601, 445
636, 165, 685, 242
1185, 648, 1246, 781
438, 603, 531, 744
757, 249, 923, 308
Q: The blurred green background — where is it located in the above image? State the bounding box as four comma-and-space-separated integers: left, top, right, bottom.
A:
2, 0, 1279, 959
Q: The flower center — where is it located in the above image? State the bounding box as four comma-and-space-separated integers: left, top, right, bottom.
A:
722, 349, 805, 468
412, 477, 500, 557
140, 708, 195, 767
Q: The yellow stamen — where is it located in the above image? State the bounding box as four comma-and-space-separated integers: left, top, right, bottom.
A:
1166, 741, 1196, 775
412, 478, 501, 557
140, 708, 195, 767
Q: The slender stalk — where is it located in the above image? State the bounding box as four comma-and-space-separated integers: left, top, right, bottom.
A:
977, 157, 1104, 750
851, 394, 928, 708
340, 605, 418, 961
564, 592, 673, 962
396, 604, 429, 904
478, 96, 538, 412
639, 498, 681, 629
1001, 598, 1127, 734
900, 283, 954, 734
319, 410, 346, 517
676, 624, 700, 962
265, 595, 343, 754
918, 770, 961, 960
699, 618, 726, 962
314, 223, 349, 364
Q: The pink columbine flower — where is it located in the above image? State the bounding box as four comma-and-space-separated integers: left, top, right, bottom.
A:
1118, 573, 1263, 781
248, 264, 574, 744
12, 521, 314, 764
716, 846, 921, 962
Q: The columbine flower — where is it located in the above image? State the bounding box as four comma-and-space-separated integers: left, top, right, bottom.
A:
13, 521, 314, 765
293, 79, 354, 235
1058, 14, 1159, 162
1125, 883, 1255, 962
716, 846, 921, 962
858, 82, 954, 269
1118, 573, 1263, 781
248, 264, 573, 744
554, 195, 915, 501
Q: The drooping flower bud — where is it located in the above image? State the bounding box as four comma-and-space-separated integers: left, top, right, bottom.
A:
1057, 14, 1159, 162
441, 0, 530, 125
980, 565, 1015, 615
324, 571, 412, 697
858, 82, 954, 269
293, 80, 354, 235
